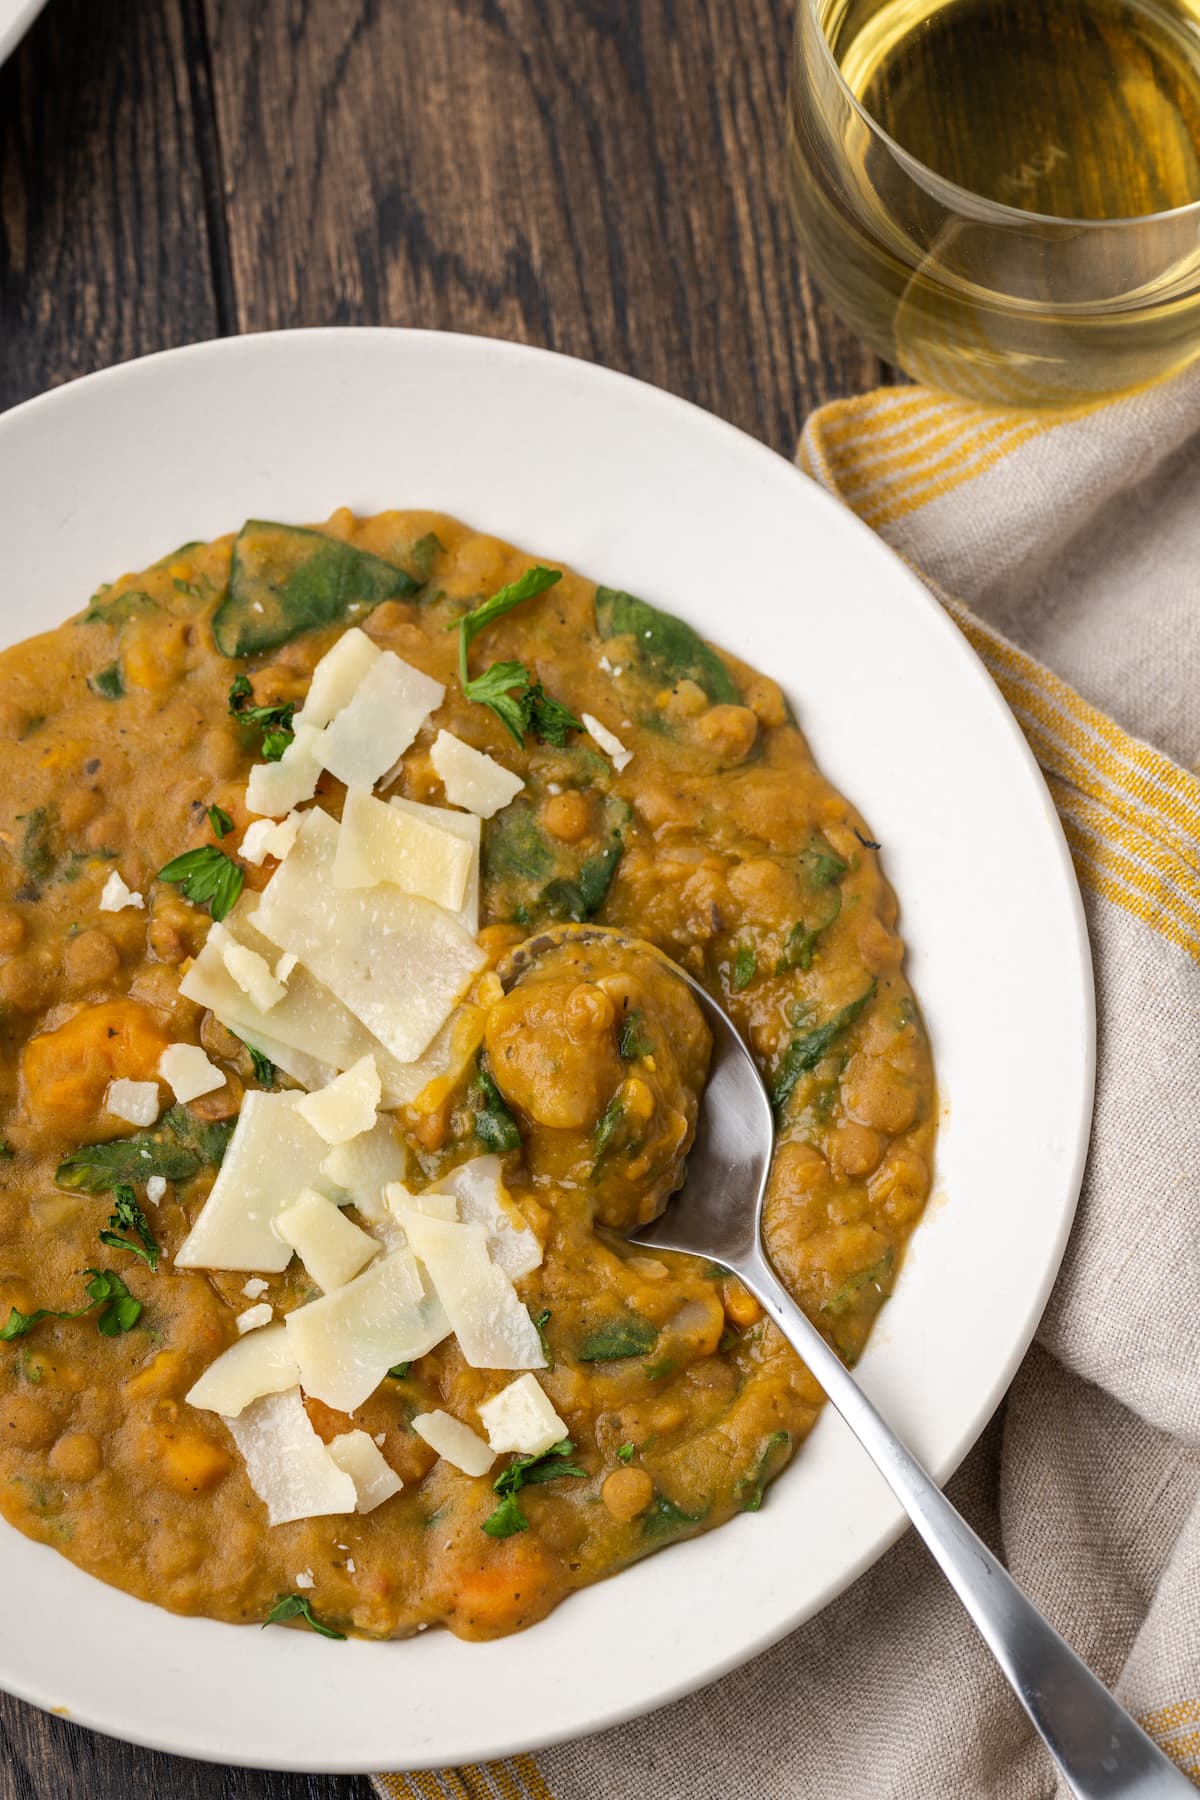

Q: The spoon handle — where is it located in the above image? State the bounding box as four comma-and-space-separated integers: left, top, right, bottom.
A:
737, 1250, 1190, 1798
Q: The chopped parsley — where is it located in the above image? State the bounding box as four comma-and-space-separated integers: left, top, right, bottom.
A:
386, 1362, 411, 1380
616, 1442, 635, 1464
451, 566, 563, 692
531, 1308, 553, 1366
1, 1268, 142, 1342
207, 804, 234, 840
98, 1183, 160, 1271
158, 845, 244, 922
771, 985, 875, 1119
482, 1438, 587, 1537
464, 659, 581, 748
617, 1010, 653, 1061
641, 1493, 704, 1540
241, 1041, 277, 1087
577, 1315, 657, 1362
88, 662, 124, 700
227, 674, 296, 761
262, 1594, 346, 1640
56, 1104, 233, 1194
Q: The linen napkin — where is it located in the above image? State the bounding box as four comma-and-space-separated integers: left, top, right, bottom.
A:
375, 366, 1200, 1799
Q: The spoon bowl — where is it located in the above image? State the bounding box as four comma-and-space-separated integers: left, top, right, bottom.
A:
504, 922, 1190, 1799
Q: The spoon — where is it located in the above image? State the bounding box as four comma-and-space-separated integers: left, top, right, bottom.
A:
504, 925, 1190, 1799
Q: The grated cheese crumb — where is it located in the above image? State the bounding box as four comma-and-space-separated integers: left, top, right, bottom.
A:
346, 1557, 356, 1573
105, 1078, 160, 1127
242, 1277, 269, 1300
580, 711, 633, 773
146, 1176, 167, 1206
294, 1568, 314, 1589
99, 870, 145, 914
236, 1303, 273, 1335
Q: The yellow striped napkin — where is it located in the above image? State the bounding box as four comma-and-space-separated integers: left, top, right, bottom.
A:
376, 373, 1200, 1799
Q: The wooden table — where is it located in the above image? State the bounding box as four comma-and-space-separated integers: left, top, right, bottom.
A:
0, 1, 886, 1793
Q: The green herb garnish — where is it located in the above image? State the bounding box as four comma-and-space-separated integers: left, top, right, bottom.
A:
641, 1493, 704, 1540
472, 1061, 522, 1153
771, 985, 875, 1119
532, 1308, 553, 1366
617, 1010, 654, 1061
386, 1362, 411, 1380
821, 1249, 895, 1317
207, 804, 234, 840
736, 1429, 791, 1512
241, 1041, 277, 1087
228, 675, 295, 761
262, 1594, 346, 1640
482, 1438, 587, 1537
88, 663, 124, 700
410, 531, 445, 585
451, 566, 563, 692
616, 1442, 635, 1464
158, 845, 244, 922
643, 1357, 678, 1382
732, 945, 756, 992
0, 1141, 13, 1161
98, 1183, 160, 1271
463, 659, 581, 749
1, 1268, 142, 1342
577, 1316, 658, 1362
215, 521, 418, 658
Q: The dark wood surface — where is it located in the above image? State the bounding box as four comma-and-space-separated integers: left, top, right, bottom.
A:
0, 0, 884, 1793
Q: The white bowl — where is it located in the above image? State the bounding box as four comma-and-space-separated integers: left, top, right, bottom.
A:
0, 330, 1094, 1771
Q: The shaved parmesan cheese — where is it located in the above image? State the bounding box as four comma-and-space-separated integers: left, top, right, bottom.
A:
242, 1277, 269, 1300
106, 1078, 159, 1127
99, 870, 144, 913
275, 951, 298, 981
158, 1042, 224, 1103
285, 1247, 450, 1413
297, 626, 380, 729
224, 1388, 356, 1525
412, 1410, 494, 1478
174, 1091, 335, 1272
376, 1004, 486, 1110
581, 711, 632, 772
294, 1569, 314, 1590
334, 785, 473, 913
146, 1176, 167, 1205
274, 1188, 379, 1293
295, 1055, 381, 1145
239, 1028, 336, 1093
434, 1156, 542, 1279
186, 1323, 300, 1417
240, 812, 303, 868
321, 1116, 407, 1221
430, 729, 524, 818
327, 1430, 403, 1513
399, 1212, 545, 1371
477, 1373, 566, 1458
385, 1183, 457, 1224
237, 1302, 274, 1334
255, 808, 485, 1064
219, 932, 287, 1014
316, 651, 444, 790
246, 720, 324, 818
389, 795, 481, 936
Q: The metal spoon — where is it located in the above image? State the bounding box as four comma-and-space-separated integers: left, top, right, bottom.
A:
504, 925, 1190, 1799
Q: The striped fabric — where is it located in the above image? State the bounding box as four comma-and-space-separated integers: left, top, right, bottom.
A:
377, 374, 1200, 1799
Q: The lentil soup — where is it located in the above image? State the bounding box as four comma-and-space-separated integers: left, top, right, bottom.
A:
0, 510, 935, 1641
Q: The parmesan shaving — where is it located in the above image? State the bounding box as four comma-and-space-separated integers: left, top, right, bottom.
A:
398, 1212, 545, 1371
105, 1078, 160, 1127
316, 651, 444, 790
223, 1388, 356, 1525
412, 1409, 494, 1478
429, 729, 524, 818
186, 1323, 300, 1418
294, 1054, 381, 1145
477, 1373, 567, 1458
158, 1042, 224, 1103
581, 711, 633, 772
274, 1188, 379, 1293
327, 1430, 404, 1513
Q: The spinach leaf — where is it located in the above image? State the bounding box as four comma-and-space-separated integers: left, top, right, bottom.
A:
577, 1316, 658, 1362
18, 807, 55, 885
262, 1594, 346, 1640
641, 1493, 705, 1540
776, 888, 842, 976
410, 532, 445, 585
732, 945, 756, 991
88, 663, 124, 700
772, 985, 875, 1119
540, 842, 622, 923
56, 1104, 233, 1194
83, 588, 157, 627
483, 794, 627, 928
592, 1093, 630, 1163
802, 834, 848, 888
241, 1041, 277, 1087
595, 586, 739, 705
736, 1429, 791, 1512
472, 1061, 522, 1153
821, 1249, 895, 1317
215, 521, 419, 657
532, 1309, 553, 1366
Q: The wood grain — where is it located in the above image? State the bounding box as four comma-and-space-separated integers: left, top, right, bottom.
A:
201, 0, 885, 451
0, 0, 219, 413
0, 1, 885, 1792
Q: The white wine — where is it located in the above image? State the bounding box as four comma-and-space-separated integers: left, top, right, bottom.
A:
787, 0, 1200, 402
829, 0, 1200, 219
